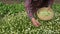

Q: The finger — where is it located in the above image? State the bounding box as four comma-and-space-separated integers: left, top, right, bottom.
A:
36, 22, 40, 26
33, 23, 39, 27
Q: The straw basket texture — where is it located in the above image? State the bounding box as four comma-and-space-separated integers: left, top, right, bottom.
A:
37, 7, 54, 20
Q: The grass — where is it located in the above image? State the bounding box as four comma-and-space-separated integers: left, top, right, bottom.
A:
0, 2, 60, 34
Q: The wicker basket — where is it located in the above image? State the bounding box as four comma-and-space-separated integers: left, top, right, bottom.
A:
37, 7, 54, 20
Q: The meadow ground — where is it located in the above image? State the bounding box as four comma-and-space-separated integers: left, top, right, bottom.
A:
0, 2, 60, 34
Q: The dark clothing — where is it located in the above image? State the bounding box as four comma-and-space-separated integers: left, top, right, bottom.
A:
25, 0, 54, 19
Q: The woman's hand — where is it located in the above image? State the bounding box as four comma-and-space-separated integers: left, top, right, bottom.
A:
31, 18, 40, 27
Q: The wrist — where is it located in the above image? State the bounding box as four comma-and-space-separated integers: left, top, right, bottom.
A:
31, 18, 35, 21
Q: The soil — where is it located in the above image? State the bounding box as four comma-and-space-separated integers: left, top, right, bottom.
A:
0, 0, 60, 4
54, 0, 60, 4
0, 0, 21, 4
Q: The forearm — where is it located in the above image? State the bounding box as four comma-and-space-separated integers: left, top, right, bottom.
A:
26, 8, 34, 19
25, 0, 34, 19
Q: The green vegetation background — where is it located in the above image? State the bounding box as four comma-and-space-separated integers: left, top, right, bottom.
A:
0, 2, 60, 34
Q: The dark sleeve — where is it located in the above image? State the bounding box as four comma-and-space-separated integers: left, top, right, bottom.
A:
25, 0, 34, 19
48, 0, 54, 6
